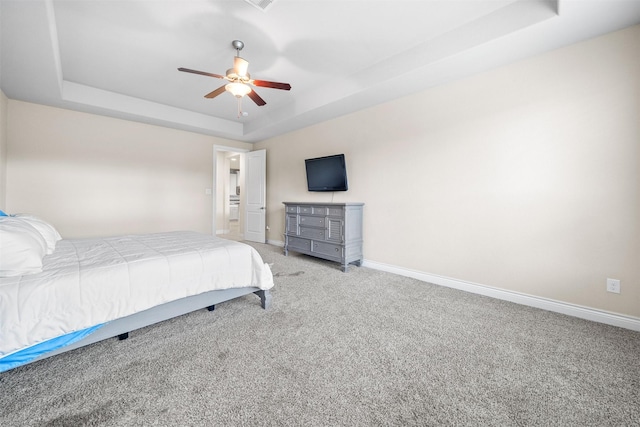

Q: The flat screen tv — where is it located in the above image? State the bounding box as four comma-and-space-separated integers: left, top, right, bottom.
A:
305, 154, 348, 192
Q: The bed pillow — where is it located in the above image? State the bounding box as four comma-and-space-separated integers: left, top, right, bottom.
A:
13, 214, 62, 254
0, 217, 48, 277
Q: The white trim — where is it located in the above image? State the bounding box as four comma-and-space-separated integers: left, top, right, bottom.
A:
267, 239, 284, 247
362, 259, 640, 332
264, 240, 640, 331
45, 0, 63, 95
214, 145, 250, 154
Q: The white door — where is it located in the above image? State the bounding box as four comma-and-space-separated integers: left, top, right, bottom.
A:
244, 149, 267, 243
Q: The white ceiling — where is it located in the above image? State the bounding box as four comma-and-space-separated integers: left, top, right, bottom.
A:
2, 0, 640, 143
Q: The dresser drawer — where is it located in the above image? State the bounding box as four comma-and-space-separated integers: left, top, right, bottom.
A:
312, 206, 328, 215
299, 206, 313, 215
299, 215, 325, 228
327, 207, 344, 217
299, 226, 326, 240
287, 236, 311, 252
299, 206, 327, 216
312, 241, 343, 259
286, 205, 299, 214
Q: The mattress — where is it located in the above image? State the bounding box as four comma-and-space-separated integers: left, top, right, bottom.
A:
0, 231, 273, 360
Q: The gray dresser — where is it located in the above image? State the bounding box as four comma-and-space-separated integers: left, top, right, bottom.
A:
283, 202, 364, 272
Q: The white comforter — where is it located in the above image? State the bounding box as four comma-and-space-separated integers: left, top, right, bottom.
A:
0, 231, 273, 357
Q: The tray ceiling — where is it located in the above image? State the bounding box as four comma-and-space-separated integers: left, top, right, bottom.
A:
2, 0, 640, 142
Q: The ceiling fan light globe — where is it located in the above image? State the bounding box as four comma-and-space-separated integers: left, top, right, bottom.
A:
226, 82, 252, 98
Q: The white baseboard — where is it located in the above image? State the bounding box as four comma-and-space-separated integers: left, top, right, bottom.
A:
215, 229, 230, 235
264, 240, 639, 331
362, 259, 640, 332
268, 239, 284, 247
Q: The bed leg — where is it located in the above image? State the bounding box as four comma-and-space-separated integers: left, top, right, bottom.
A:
254, 290, 272, 310
207, 305, 215, 311
118, 332, 129, 340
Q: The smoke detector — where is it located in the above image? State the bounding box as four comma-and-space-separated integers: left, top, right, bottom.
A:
244, 0, 275, 12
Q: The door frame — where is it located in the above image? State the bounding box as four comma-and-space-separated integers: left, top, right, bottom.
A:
212, 145, 249, 237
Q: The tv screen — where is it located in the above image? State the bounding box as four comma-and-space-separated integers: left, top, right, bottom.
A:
305, 154, 348, 192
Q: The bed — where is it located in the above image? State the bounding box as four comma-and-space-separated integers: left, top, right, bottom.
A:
0, 214, 274, 373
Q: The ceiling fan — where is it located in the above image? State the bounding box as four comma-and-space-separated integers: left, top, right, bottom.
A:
178, 40, 291, 113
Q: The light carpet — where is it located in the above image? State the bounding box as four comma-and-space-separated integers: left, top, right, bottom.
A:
1, 242, 638, 426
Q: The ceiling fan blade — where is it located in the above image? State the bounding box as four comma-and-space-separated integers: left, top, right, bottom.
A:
234, 57, 249, 78
252, 80, 291, 91
204, 85, 227, 99
247, 89, 267, 106
178, 67, 225, 79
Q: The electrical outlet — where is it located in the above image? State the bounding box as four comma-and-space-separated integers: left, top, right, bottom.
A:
606, 278, 620, 294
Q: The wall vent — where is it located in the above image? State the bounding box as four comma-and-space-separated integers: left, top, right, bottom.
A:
243, 0, 275, 12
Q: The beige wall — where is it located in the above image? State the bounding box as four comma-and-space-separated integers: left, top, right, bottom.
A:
0, 90, 7, 209
6, 100, 250, 237
3, 26, 638, 318
256, 25, 640, 318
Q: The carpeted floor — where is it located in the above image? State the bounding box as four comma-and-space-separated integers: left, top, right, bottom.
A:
1, 242, 639, 426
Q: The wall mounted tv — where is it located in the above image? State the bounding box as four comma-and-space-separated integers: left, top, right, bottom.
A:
305, 154, 348, 192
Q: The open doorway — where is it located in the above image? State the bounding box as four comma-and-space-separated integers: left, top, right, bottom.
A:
213, 145, 248, 241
